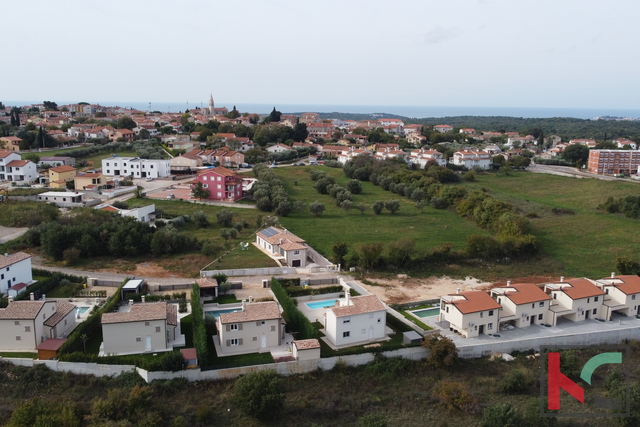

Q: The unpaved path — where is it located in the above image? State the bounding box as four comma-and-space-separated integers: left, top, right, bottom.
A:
0, 225, 29, 244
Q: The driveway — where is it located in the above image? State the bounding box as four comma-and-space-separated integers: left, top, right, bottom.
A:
0, 226, 29, 244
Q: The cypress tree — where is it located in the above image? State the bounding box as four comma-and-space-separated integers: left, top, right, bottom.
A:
10, 112, 15, 126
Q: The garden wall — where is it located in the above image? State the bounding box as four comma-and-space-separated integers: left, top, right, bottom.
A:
202, 267, 296, 277
0, 357, 135, 377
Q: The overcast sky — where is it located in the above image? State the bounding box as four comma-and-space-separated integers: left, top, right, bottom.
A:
5, 0, 639, 109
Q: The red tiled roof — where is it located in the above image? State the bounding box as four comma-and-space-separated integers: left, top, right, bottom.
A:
561, 278, 605, 300
496, 283, 552, 305
0, 252, 31, 269
218, 301, 281, 324
331, 295, 386, 317
446, 291, 501, 314
600, 275, 640, 295
50, 165, 76, 173
36, 338, 67, 351
6, 160, 29, 167
293, 339, 321, 350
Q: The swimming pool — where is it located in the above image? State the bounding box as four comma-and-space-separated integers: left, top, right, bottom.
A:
305, 299, 339, 310
77, 306, 91, 314
411, 307, 440, 318
205, 307, 241, 318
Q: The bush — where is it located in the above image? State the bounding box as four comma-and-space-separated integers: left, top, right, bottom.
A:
271, 278, 317, 339
432, 381, 478, 413
190, 284, 209, 363
63, 247, 81, 266
498, 368, 533, 394
372, 200, 384, 214
233, 370, 285, 420
481, 403, 522, 427
422, 332, 458, 368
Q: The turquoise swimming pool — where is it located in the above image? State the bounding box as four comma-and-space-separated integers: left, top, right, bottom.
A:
205, 307, 241, 318
411, 307, 440, 318
305, 299, 339, 310
77, 306, 91, 314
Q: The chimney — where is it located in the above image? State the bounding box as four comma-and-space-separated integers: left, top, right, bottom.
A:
507, 281, 511, 287
611, 272, 616, 278
8, 296, 13, 303
30, 292, 35, 301
345, 287, 351, 305
141, 295, 146, 303
456, 288, 460, 294
129, 299, 134, 306
560, 276, 565, 282
4, 253, 7, 257
242, 300, 246, 311
249, 296, 253, 303
42, 294, 46, 301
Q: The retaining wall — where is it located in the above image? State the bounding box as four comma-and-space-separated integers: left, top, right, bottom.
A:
202, 267, 296, 277
0, 357, 135, 377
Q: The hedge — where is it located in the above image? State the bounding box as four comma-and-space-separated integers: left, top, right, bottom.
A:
16, 270, 87, 301
60, 350, 184, 372
191, 283, 209, 363
271, 277, 317, 339
285, 285, 344, 298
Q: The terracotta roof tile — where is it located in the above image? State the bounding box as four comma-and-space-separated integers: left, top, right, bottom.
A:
0, 301, 46, 320
493, 283, 552, 305
331, 295, 386, 317
598, 275, 640, 295
293, 339, 321, 350
559, 278, 605, 300
446, 290, 501, 314
219, 301, 281, 324
102, 302, 171, 324
196, 277, 218, 288
49, 165, 76, 173
43, 302, 76, 327
0, 252, 31, 269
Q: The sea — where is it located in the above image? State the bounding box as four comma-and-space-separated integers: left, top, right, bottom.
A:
6, 101, 640, 120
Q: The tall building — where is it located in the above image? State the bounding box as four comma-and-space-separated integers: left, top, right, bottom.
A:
587, 150, 640, 175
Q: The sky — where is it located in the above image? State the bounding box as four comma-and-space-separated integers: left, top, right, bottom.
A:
4, 0, 640, 110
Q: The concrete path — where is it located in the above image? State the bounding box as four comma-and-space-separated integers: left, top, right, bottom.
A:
529, 164, 640, 183
0, 226, 29, 244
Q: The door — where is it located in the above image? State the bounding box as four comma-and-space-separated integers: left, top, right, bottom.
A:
479, 325, 484, 335
291, 260, 301, 267
585, 310, 590, 319
145, 336, 151, 351
261, 335, 267, 348
530, 316, 535, 325
368, 327, 373, 340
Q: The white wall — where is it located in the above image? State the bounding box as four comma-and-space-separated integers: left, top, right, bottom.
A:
326, 309, 386, 347
0, 257, 32, 294
102, 319, 168, 355
218, 318, 281, 355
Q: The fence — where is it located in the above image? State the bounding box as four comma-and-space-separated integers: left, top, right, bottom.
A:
201, 267, 296, 277
0, 357, 135, 377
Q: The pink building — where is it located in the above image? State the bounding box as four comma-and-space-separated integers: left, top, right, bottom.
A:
191, 167, 243, 202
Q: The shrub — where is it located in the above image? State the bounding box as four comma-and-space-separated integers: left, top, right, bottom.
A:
193, 211, 210, 228
481, 403, 522, 427
432, 381, 478, 413
422, 332, 458, 368
430, 197, 448, 209
347, 179, 363, 194
372, 200, 384, 214
63, 247, 81, 266
271, 278, 316, 339
233, 370, 285, 420
498, 368, 533, 394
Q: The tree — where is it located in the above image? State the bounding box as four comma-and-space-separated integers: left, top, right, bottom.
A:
309, 200, 325, 216
216, 209, 234, 227
18, 139, 30, 151
616, 256, 640, 275
359, 242, 383, 269
422, 332, 459, 368
372, 200, 384, 214
219, 229, 230, 240
292, 123, 308, 142
138, 128, 150, 140
386, 237, 416, 267
384, 199, 400, 214
191, 182, 211, 200
293, 200, 306, 211
357, 203, 367, 215
43, 100, 58, 110
510, 155, 531, 169
340, 199, 353, 213
233, 370, 285, 421
274, 200, 292, 217
346, 179, 363, 194
562, 143, 589, 164
116, 116, 136, 130
332, 242, 348, 266
193, 211, 210, 228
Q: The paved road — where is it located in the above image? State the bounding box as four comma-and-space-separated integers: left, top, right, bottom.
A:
0, 226, 29, 244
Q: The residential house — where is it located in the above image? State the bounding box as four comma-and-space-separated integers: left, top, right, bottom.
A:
167, 135, 194, 152
594, 274, 640, 320
191, 167, 243, 201
170, 154, 203, 171
0, 136, 23, 151
38, 156, 76, 168
36, 191, 99, 208
101, 302, 179, 356
324, 294, 387, 347
408, 149, 446, 168
101, 157, 171, 179
0, 252, 33, 295
307, 123, 334, 138
216, 301, 284, 356
570, 139, 597, 149
266, 143, 293, 154
460, 128, 476, 135
337, 147, 372, 164
587, 150, 640, 175
256, 227, 308, 267
490, 282, 552, 328
218, 150, 244, 168
74, 172, 106, 190
434, 124, 453, 133
300, 113, 320, 124
407, 134, 427, 146
4, 160, 37, 183
451, 149, 492, 170
613, 139, 637, 150
440, 290, 502, 338
0, 300, 77, 351
109, 129, 134, 142
0, 150, 22, 181
96, 203, 157, 223
543, 277, 605, 326
48, 165, 77, 188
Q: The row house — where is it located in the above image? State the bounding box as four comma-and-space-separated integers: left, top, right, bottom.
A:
490, 282, 552, 328
440, 290, 502, 338
307, 123, 334, 138
451, 149, 492, 170
191, 167, 243, 202
101, 157, 171, 179
374, 147, 407, 161
587, 150, 640, 175
594, 274, 640, 319
569, 139, 597, 148
169, 154, 203, 171
543, 278, 605, 325
407, 149, 446, 168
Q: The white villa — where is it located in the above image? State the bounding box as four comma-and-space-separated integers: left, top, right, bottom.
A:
593, 274, 640, 320
101, 157, 171, 179
490, 282, 552, 328
543, 278, 605, 326
256, 227, 308, 268
451, 149, 492, 170
324, 294, 387, 347
440, 290, 502, 338
0, 252, 34, 295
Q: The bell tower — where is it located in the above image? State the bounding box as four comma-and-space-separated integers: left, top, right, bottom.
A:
208, 93, 214, 116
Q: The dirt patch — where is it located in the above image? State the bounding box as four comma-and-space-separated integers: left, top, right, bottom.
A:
360, 276, 493, 304
95, 261, 182, 278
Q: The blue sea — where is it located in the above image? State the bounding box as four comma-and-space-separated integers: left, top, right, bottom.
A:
7, 100, 640, 120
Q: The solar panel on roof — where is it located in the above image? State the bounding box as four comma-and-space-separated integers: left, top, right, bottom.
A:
261, 227, 278, 237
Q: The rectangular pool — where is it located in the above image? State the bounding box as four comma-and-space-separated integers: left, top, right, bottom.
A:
305, 299, 339, 310
411, 307, 440, 318
77, 306, 91, 314
205, 307, 241, 318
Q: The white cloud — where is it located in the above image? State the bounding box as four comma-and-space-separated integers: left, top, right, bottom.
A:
422, 26, 461, 45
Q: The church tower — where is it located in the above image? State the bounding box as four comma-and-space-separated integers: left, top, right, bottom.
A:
209, 93, 214, 116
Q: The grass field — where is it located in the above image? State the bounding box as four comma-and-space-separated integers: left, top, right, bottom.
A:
272, 166, 489, 258
462, 171, 640, 278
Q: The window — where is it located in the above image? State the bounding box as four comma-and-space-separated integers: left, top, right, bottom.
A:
361, 329, 366, 334
594, 296, 599, 302
155, 326, 161, 333
14, 320, 19, 326
497, 298, 501, 304
587, 298, 590, 303
24, 326, 30, 332
369, 313, 374, 318
230, 338, 239, 346
15, 336, 21, 341
343, 317, 350, 324
538, 313, 543, 320
539, 302, 545, 307
531, 303, 535, 309
145, 322, 150, 326
230, 324, 238, 331
488, 323, 493, 330
593, 309, 597, 315
633, 295, 637, 301
480, 312, 484, 318
294, 250, 300, 255
343, 331, 350, 338
136, 337, 142, 342
446, 306, 449, 313
489, 310, 494, 316
253, 337, 257, 341
271, 325, 276, 331
553, 293, 557, 299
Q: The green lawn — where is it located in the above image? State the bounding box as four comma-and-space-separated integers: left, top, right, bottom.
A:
0, 352, 38, 359
462, 171, 640, 278
273, 166, 489, 260
46, 282, 84, 298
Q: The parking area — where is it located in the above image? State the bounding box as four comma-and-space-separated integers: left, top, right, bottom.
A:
147, 188, 193, 200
